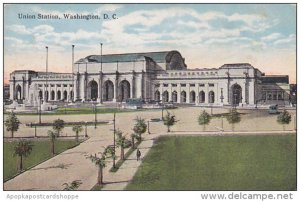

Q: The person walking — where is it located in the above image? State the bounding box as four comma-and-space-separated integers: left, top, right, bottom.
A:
136, 149, 141, 161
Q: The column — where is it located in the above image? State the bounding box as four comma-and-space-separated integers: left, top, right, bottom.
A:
131, 70, 135, 98
205, 84, 209, 104
113, 71, 119, 102
242, 84, 246, 104
12, 76, 16, 100
84, 72, 87, 101
160, 85, 163, 102
196, 83, 200, 105
141, 70, 144, 100
187, 84, 190, 103
177, 85, 181, 103
22, 76, 25, 100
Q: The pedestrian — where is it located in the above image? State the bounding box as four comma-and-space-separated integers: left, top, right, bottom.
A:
136, 149, 141, 161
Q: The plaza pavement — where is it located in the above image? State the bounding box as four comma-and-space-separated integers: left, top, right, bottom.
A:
3, 107, 296, 190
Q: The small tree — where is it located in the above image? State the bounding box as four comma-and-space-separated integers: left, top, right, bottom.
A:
133, 117, 147, 140
86, 153, 107, 186
226, 108, 241, 131
163, 111, 176, 132
116, 130, 130, 160
5, 111, 20, 138
63, 180, 82, 191
53, 119, 65, 137
72, 125, 83, 142
48, 130, 57, 156
198, 110, 211, 131
130, 133, 139, 149
277, 109, 292, 131
13, 140, 33, 172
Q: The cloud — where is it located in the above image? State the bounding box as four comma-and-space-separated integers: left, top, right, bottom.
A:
273, 34, 296, 46
261, 33, 282, 41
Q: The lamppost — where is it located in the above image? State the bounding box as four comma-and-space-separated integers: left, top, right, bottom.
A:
147, 120, 150, 134
93, 103, 97, 129
112, 112, 116, 168
39, 96, 42, 124
85, 121, 88, 137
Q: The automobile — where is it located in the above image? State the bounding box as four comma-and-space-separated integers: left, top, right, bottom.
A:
268, 104, 279, 114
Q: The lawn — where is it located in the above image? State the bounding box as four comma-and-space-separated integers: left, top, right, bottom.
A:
126, 135, 296, 190
4, 139, 82, 181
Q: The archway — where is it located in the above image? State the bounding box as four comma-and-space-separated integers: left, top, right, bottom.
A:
16, 85, 22, 100
162, 91, 169, 102
103, 80, 114, 101
63, 90, 68, 100
70, 91, 74, 101
51, 90, 55, 100
199, 91, 205, 103
190, 91, 196, 103
119, 80, 130, 102
57, 90, 61, 100
39, 90, 43, 100
208, 91, 215, 103
172, 91, 178, 102
154, 90, 160, 102
181, 91, 186, 103
231, 84, 242, 105
45, 91, 49, 101
87, 80, 98, 101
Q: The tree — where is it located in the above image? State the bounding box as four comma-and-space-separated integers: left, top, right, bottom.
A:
198, 110, 211, 131
277, 109, 292, 131
13, 140, 33, 172
63, 180, 82, 190
53, 119, 65, 137
133, 117, 147, 140
163, 111, 176, 132
86, 153, 107, 186
130, 133, 139, 149
48, 130, 57, 156
116, 130, 130, 160
226, 108, 241, 131
72, 125, 83, 142
5, 111, 20, 138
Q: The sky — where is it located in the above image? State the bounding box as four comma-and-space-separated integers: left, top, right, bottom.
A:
3, 3, 296, 83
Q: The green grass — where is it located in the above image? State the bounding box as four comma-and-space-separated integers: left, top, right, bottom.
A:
4, 139, 82, 181
126, 135, 296, 190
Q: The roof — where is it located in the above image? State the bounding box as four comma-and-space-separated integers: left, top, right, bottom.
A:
220, 63, 253, 69
260, 75, 289, 84
76, 50, 180, 64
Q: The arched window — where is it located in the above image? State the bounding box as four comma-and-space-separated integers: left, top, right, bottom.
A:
208, 91, 215, 103
190, 91, 196, 103
199, 91, 205, 103
181, 91, 186, 103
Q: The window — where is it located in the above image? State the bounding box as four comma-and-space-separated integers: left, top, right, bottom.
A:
172, 84, 177, 87
199, 84, 205, 87
209, 83, 214, 87
190, 84, 195, 87
163, 84, 168, 87
70, 84, 73, 87
38, 84, 42, 87
181, 84, 186, 87
63, 84, 68, 87
155, 84, 160, 87
50, 84, 54, 87
57, 84, 61, 87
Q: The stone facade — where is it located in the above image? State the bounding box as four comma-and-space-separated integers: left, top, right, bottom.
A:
9, 50, 290, 107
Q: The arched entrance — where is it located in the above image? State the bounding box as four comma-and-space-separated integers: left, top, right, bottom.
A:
208, 91, 215, 103
181, 91, 186, 103
103, 80, 114, 101
51, 90, 55, 100
190, 91, 196, 103
162, 91, 169, 102
231, 84, 242, 106
57, 90, 61, 100
45, 91, 49, 101
119, 80, 130, 102
154, 90, 160, 102
87, 80, 98, 101
199, 91, 205, 103
16, 85, 22, 100
39, 90, 43, 100
172, 91, 177, 102
63, 90, 68, 100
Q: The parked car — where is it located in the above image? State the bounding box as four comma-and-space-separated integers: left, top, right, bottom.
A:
268, 104, 279, 114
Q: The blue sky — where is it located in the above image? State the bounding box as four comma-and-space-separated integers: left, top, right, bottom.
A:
4, 4, 296, 83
